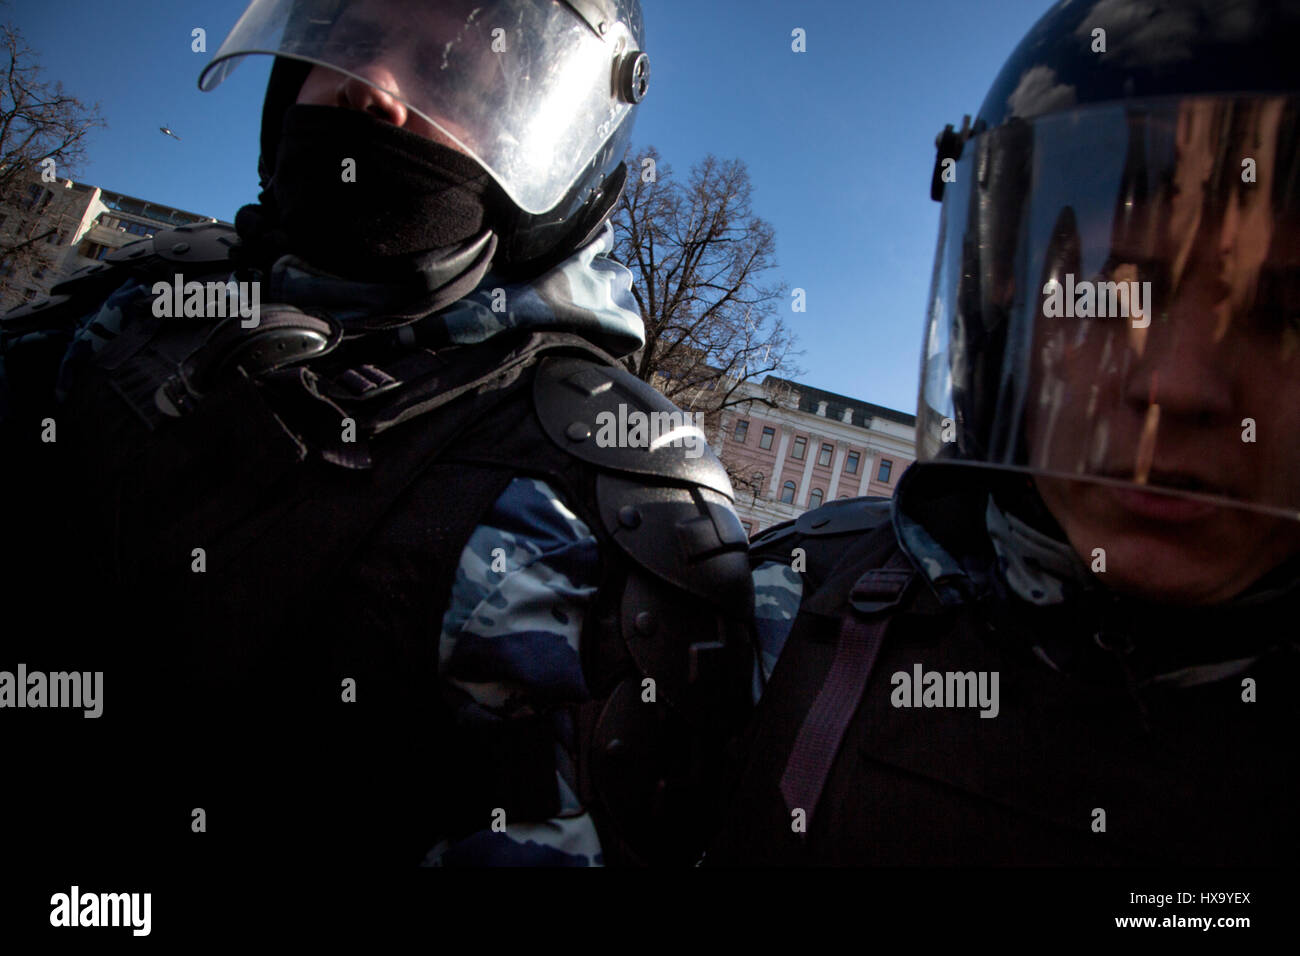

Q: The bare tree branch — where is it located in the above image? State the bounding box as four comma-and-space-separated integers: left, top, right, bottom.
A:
609, 145, 804, 492
0, 14, 106, 303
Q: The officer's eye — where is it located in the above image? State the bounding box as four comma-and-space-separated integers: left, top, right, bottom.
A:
328, 18, 385, 56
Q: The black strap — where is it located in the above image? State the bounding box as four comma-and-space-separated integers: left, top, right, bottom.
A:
779, 547, 914, 827
155, 331, 611, 597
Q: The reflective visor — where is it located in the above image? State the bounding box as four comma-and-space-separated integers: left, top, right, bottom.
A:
920, 95, 1300, 519
199, 0, 638, 214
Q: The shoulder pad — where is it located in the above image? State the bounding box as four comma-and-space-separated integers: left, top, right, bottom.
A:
749, 496, 894, 564
750, 496, 894, 550
101, 221, 239, 272
48, 222, 239, 299
795, 495, 894, 535
4, 223, 240, 338
533, 354, 734, 498
596, 472, 751, 617
747, 516, 794, 550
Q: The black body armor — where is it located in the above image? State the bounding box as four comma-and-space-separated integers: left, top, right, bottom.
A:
1, 223, 754, 868
708, 490, 1300, 866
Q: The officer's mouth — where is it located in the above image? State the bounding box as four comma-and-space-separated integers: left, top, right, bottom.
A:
1095, 468, 1232, 523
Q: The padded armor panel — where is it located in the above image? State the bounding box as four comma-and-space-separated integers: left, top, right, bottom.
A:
103, 221, 239, 270
596, 473, 751, 616
3, 222, 241, 339
619, 568, 750, 720
533, 354, 735, 498
751, 495, 894, 550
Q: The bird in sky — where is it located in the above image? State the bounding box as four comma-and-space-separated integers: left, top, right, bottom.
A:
159, 126, 181, 140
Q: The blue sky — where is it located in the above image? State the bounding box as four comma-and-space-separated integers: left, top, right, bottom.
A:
6, 0, 1052, 414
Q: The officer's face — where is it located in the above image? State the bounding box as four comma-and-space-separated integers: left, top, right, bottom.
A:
293, 0, 475, 154
1029, 98, 1300, 604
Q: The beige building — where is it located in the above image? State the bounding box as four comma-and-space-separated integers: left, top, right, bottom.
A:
712, 375, 916, 536
0, 171, 221, 313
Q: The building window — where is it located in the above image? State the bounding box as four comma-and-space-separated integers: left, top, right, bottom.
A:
759, 426, 774, 450
791, 436, 806, 460
780, 481, 796, 504
808, 488, 824, 509
733, 419, 749, 442
846, 451, 860, 474
32, 265, 46, 279
877, 459, 893, 483
24, 184, 43, 210
818, 443, 833, 467
741, 520, 753, 535
80, 241, 112, 261
22, 288, 36, 300
0, 214, 7, 227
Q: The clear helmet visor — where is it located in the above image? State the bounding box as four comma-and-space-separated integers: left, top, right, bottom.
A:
920, 95, 1300, 521
199, 0, 642, 214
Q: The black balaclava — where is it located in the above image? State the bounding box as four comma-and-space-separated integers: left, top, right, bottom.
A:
232, 60, 501, 301
273, 104, 491, 269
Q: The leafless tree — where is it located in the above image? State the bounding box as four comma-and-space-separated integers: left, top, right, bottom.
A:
0, 11, 105, 305
611, 146, 801, 495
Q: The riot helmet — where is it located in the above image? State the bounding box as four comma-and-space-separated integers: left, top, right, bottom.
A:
198, 0, 649, 273
920, 0, 1300, 528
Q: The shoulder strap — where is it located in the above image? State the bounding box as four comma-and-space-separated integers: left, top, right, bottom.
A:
777, 535, 916, 828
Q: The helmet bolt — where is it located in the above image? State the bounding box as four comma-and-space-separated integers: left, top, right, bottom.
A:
617, 52, 650, 104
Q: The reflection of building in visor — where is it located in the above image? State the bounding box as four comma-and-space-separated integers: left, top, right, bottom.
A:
199, 0, 641, 214
920, 95, 1300, 520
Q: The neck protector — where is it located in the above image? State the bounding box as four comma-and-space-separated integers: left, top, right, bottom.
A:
267, 222, 645, 355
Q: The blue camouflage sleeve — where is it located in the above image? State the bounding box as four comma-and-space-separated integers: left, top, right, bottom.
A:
750, 560, 803, 703
422, 476, 605, 866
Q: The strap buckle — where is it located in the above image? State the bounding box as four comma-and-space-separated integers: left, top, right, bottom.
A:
849, 566, 915, 615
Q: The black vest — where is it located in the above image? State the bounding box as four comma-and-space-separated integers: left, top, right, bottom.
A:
708, 496, 1300, 866
1, 223, 754, 869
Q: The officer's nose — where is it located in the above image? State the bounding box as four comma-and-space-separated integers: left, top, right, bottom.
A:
1123, 239, 1237, 425
334, 64, 410, 129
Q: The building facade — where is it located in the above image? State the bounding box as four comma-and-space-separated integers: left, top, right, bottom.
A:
714, 376, 916, 536
0, 172, 221, 313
